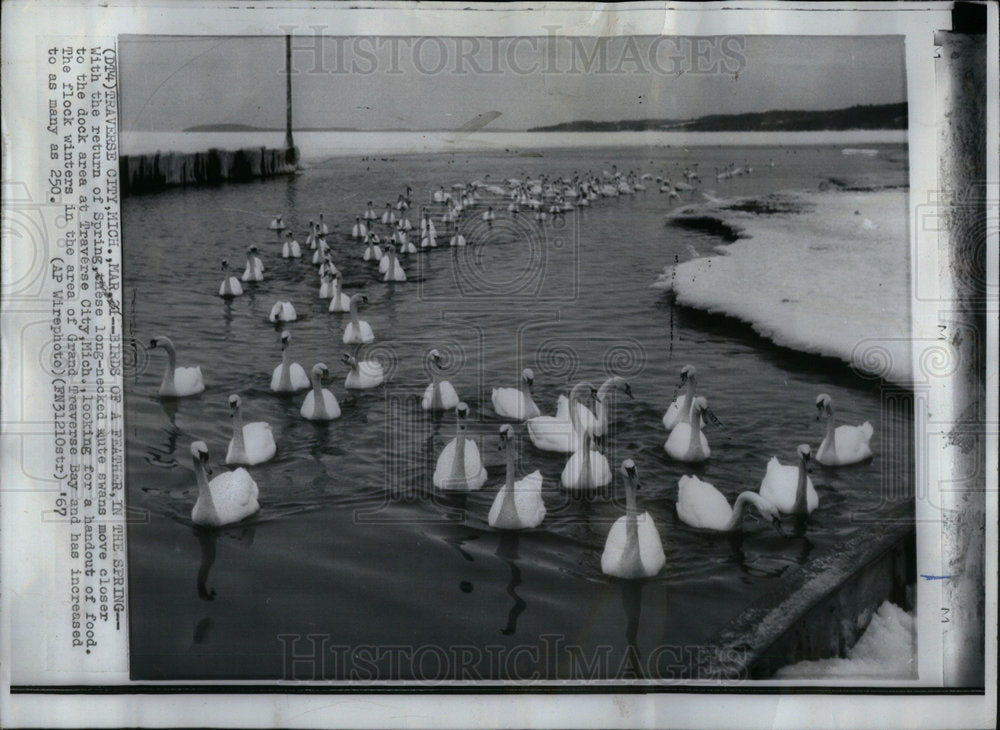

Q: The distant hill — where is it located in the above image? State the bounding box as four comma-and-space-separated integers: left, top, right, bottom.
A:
528, 102, 908, 133
184, 123, 358, 132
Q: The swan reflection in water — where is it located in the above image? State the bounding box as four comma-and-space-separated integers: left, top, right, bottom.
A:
495, 532, 526, 636
193, 524, 256, 602
619, 579, 644, 679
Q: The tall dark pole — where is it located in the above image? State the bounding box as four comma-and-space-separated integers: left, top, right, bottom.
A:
284, 35, 296, 164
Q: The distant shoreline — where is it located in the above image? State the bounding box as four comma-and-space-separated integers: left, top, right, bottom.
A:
123, 130, 908, 159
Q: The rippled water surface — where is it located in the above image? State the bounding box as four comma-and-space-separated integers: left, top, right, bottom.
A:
125, 143, 911, 680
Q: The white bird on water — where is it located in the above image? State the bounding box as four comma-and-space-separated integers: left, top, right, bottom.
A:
676, 475, 784, 534
269, 300, 297, 323
270, 330, 310, 393
327, 271, 351, 313
662, 364, 703, 431
422, 349, 460, 411
342, 352, 384, 390
241, 246, 264, 282
225, 394, 277, 466
560, 382, 611, 490
300, 363, 341, 421
664, 396, 711, 463
600, 460, 666, 579
814, 393, 873, 466
433, 402, 487, 491
488, 424, 546, 529
281, 231, 301, 258
190, 441, 260, 527
491, 368, 541, 421
149, 335, 204, 397
343, 294, 375, 344
760, 445, 819, 515
218, 260, 243, 298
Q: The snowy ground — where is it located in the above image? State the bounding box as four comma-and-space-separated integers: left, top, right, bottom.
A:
654, 187, 911, 385
774, 600, 916, 679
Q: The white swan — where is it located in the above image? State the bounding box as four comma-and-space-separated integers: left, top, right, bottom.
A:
281, 232, 301, 258
662, 365, 703, 431
363, 234, 383, 262
814, 393, 874, 466
591, 375, 633, 438
560, 382, 611, 490
225, 394, 277, 466
526, 386, 595, 454
352, 217, 367, 239
268, 300, 297, 323
342, 294, 374, 344
601, 460, 666, 579
190, 441, 259, 527
489, 424, 546, 529
317, 214, 329, 234
433, 402, 487, 491
150, 335, 204, 397
269, 215, 285, 231
677, 475, 784, 534
380, 244, 407, 282
343, 353, 384, 389
421, 349, 460, 411
241, 246, 264, 282
491, 368, 542, 421
311, 234, 329, 265
664, 396, 711, 462
327, 272, 351, 312
270, 330, 310, 393
760, 445, 819, 515
318, 271, 335, 299
450, 232, 467, 247
300, 363, 341, 421
218, 260, 243, 298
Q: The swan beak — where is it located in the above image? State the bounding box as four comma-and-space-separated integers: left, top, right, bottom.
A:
149, 339, 158, 348
771, 516, 786, 537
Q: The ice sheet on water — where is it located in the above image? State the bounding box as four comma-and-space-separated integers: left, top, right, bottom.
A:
773, 600, 916, 679
653, 188, 911, 385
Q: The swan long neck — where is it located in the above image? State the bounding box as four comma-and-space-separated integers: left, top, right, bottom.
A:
623, 475, 640, 566
793, 458, 809, 515
596, 379, 613, 430
349, 298, 360, 328
504, 440, 516, 490
160, 340, 177, 389
681, 375, 697, 417
824, 407, 836, 444
687, 405, 704, 454
725, 492, 766, 531
193, 454, 212, 507
231, 406, 246, 458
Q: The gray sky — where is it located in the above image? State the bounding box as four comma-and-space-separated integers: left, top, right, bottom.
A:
120, 34, 906, 131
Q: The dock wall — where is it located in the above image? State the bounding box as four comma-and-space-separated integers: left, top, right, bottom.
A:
119, 146, 299, 196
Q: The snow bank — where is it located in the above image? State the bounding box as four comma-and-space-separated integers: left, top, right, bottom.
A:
774, 600, 916, 679
654, 188, 911, 385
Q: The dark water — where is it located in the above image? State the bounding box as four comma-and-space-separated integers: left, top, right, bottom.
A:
124, 143, 912, 681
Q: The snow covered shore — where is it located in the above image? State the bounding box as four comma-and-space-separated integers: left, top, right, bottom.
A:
654, 187, 911, 385
774, 600, 916, 679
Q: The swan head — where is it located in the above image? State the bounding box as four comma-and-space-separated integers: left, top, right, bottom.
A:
622, 458, 640, 487
815, 393, 832, 418
797, 444, 812, 462
228, 394, 242, 415
570, 381, 598, 403
757, 500, 785, 534
280, 330, 291, 348
284, 231, 292, 238
455, 402, 470, 419
248, 245, 259, 255
498, 423, 514, 449
221, 260, 229, 270
679, 364, 697, 383
190, 441, 212, 474
428, 349, 443, 367
342, 353, 358, 368
350, 293, 368, 307
311, 363, 329, 380
692, 396, 709, 414
522, 368, 534, 385
149, 335, 173, 350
